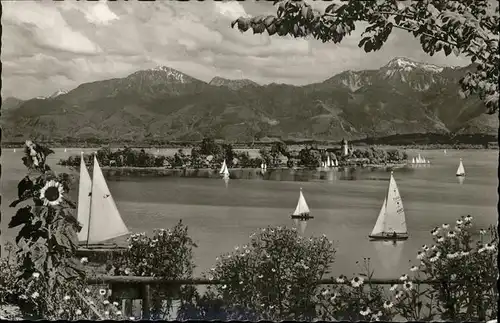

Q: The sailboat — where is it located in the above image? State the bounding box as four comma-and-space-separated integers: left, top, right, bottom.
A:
220, 159, 230, 179
64, 148, 67, 153
444, 149, 447, 155
77, 154, 130, 250
456, 158, 465, 177
369, 172, 408, 241
290, 188, 313, 220
327, 156, 332, 168
13, 149, 16, 153
411, 157, 415, 164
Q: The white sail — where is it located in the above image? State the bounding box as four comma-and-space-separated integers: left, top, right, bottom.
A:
327, 156, 331, 167
87, 156, 129, 244
334, 159, 338, 166
219, 160, 227, 174
13, 149, 16, 153
264, 163, 267, 170
444, 149, 447, 155
370, 198, 387, 236
77, 155, 92, 242
223, 165, 230, 179
64, 148, 67, 153
260, 163, 264, 169
456, 159, 465, 176
371, 173, 407, 236
292, 189, 310, 216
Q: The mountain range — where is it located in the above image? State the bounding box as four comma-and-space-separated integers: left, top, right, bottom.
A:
1, 57, 498, 143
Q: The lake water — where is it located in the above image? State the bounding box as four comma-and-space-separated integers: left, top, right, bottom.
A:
1, 148, 498, 279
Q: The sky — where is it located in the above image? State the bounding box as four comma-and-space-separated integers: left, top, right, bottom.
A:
2, 0, 474, 100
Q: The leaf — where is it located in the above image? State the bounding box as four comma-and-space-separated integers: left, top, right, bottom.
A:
9, 206, 33, 229
444, 45, 452, 56
17, 176, 34, 199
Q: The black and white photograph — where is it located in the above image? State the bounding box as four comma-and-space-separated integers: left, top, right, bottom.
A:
0, 0, 498, 321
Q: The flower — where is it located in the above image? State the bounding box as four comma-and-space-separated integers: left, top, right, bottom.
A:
80, 257, 88, 264
416, 251, 425, 260
395, 290, 404, 299
410, 266, 418, 272
479, 229, 487, 235
464, 215, 473, 222
335, 275, 346, 283
257, 274, 263, 279
104, 311, 110, 316
84, 288, 90, 294
40, 180, 64, 206
403, 281, 414, 291
421, 244, 429, 251
99, 289, 107, 296
31, 292, 40, 299
383, 301, 394, 309
222, 284, 227, 289
76, 309, 82, 315
360, 307, 371, 316
330, 293, 337, 301
32, 272, 40, 279
399, 274, 408, 281
442, 224, 449, 229
389, 284, 398, 291
63, 295, 71, 301
321, 289, 330, 296
431, 227, 440, 236
103, 300, 110, 305
456, 219, 463, 225
437, 236, 445, 243
460, 251, 470, 257
113, 301, 119, 306
485, 243, 495, 251
234, 246, 239, 251
271, 268, 276, 273
447, 231, 456, 238
351, 276, 364, 287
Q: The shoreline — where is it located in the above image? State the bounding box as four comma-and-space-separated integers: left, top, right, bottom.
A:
97, 164, 408, 179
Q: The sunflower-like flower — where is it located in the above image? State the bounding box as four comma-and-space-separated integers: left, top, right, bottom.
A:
351, 276, 364, 287
40, 180, 64, 206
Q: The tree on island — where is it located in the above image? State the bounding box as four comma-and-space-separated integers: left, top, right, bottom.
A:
231, 0, 499, 114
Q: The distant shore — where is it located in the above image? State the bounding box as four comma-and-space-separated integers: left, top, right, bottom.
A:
94, 164, 408, 179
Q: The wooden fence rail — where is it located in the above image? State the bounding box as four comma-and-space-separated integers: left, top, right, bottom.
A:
86, 275, 494, 320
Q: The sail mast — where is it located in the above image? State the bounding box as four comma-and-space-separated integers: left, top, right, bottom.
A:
77, 152, 92, 243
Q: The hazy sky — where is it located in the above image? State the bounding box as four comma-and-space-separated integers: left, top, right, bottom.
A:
2, 0, 473, 100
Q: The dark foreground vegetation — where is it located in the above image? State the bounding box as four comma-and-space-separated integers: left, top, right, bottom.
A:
1, 141, 497, 321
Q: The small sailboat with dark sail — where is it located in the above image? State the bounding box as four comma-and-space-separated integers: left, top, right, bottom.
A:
369, 171, 408, 241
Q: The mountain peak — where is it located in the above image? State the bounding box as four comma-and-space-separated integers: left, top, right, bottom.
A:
129, 66, 190, 84
209, 76, 259, 90
49, 89, 68, 98
384, 57, 444, 73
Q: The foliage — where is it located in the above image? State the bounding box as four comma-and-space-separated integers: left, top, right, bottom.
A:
2, 140, 131, 320
59, 147, 168, 168
179, 226, 336, 321
107, 221, 197, 320
231, 0, 499, 113
351, 147, 408, 164
298, 147, 321, 167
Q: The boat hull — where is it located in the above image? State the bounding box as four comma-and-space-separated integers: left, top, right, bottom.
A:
456, 174, 465, 177
369, 233, 408, 241
291, 215, 314, 220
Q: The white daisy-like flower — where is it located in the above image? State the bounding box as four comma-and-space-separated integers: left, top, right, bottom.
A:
360, 307, 371, 316
330, 293, 337, 302
485, 243, 495, 251
104, 311, 110, 316
403, 281, 414, 291
271, 268, 276, 273
464, 215, 473, 222
243, 244, 248, 249
410, 266, 418, 272
124, 268, 131, 275
460, 251, 470, 257
479, 229, 487, 235
99, 289, 107, 296
431, 245, 437, 250
31, 291, 40, 299
399, 274, 408, 281
116, 311, 122, 315
321, 289, 330, 296
221, 284, 227, 289
383, 301, 394, 309
245, 249, 250, 254
80, 257, 88, 264
103, 300, 110, 305
447, 231, 456, 238
113, 301, 119, 306
437, 236, 445, 243
234, 246, 239, 251
389, 284, 398, 291
32, 272, 40, 279
456, 219, 463, 225
431, 228, 440, 236
454, 226, 462, 232
63, 295, 71, 301
40, 180, 64, 206
76, 309, 82, 315
336, 275, 346, 283
430, 253, 440, 262
442, 224, 449, 229
351, 276, 364, 287
258, 274, 264, 278
84, 288, 90, 294
421, 244, 429, 251
416, 251, 425, 260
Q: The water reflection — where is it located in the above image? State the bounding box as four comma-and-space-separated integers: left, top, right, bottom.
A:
293, 218, 309, 235
223, 178, 229, 188
457, 176, 465, 185
373, 240, 405, 271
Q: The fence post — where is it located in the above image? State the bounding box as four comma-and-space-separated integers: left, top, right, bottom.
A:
141, 284, 151, 320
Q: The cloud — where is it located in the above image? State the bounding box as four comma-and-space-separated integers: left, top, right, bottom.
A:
2, 0, 473, 100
